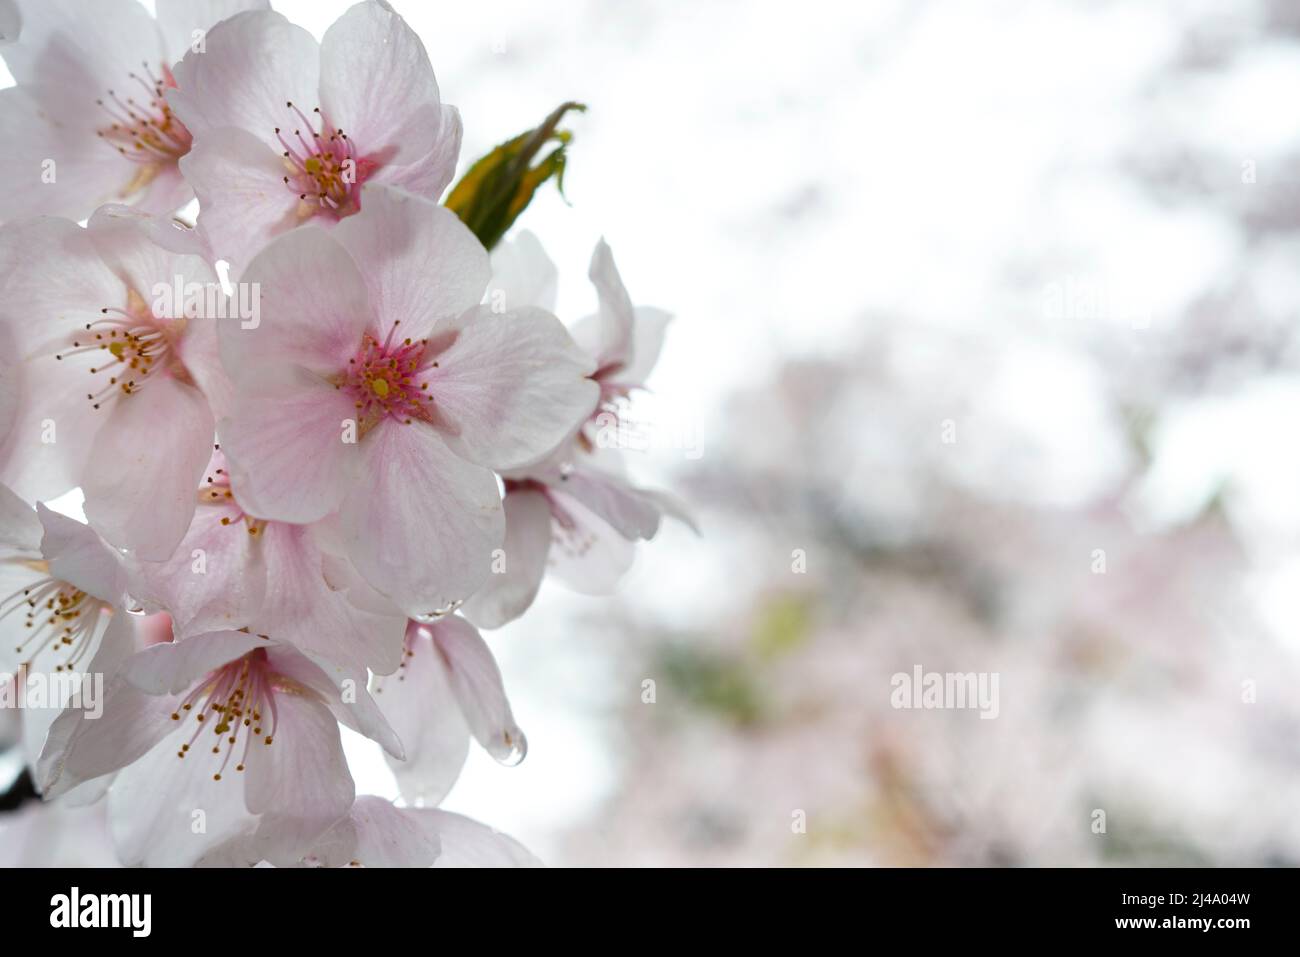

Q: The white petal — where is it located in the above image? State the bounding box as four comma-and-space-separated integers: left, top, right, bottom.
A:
460, 487, 552, 629
429, 616, 525, 764
339, 419, 502, 616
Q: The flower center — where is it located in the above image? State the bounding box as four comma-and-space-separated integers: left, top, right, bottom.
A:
336, 322, 441, 436
1, 565, 108, 672
170, 647, 278, 781
95, 62, 192, 196
276, 101, 374, 220
198, 461, 267, 537
56, 287, 188, 410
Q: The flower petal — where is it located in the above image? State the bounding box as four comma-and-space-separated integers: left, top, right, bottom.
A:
429, 615, 524, 764
460, 487, 552, 629
0, 479, 41, 553
572, 238, 635, 372
81, 374, 215, 560
222, 223, 372, 378
318, 0, 443, 165
486, 229, 559, 313
153, 0, 270, 63
253, 521, 406, 675
219, 367, 363, 524
339, 418, 502, 616
413, 808, 543, 867
181, 128, 302, 277
371, 624, 470, 805
107, 728, 260, 866
331, 184, 488, 342
243, 689, 355, 865
168, 9, 320, 152
36, 503, 129, 604
423, 305, 598, 471
306, 795, 441, 868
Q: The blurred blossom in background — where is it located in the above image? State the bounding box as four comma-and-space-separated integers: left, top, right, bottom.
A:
7, 0, 1300, 865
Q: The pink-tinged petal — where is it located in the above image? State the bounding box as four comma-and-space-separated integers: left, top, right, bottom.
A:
306, 795, 440, 868
123, 629, 267, 695
429, 615, 525, 764
614, 305, 673, 387
182, 128, 304, 277
412, 808, 543, 867
318, 0, 443, 165
547, 489, 637, 594
36, 503, 128, 604
558, 465, 662, 541
37, 673, 178, 799
81, 375, 214, 560
572, 238, 635, 372
223, 224, 372, 378
27, 610, 140, 774
0, 351, 101, 504
424, 305, 598, 471
219, 368, 363, 524
0, 87, 138, 222
168, 10, 320, 151
243, 690, 355, 865
373, 103, 462, 201
372, 625, 470, 805
265, 643, 404, 759
0, 216, 121, 354
127, 162, 195, 217
107, 729, 260, 867
339, 419, 503, 616
154, 0, 270, 63
486, 229, 558, 313
332, 185, 488, 341
0, 320, 18, 454
178, 314, 237, 422
460, 487, 552, 629
3, 0, 164, 89
253, 521, 406, 675
131, 494, 266, 638
85, 205, 210, 297
0, 479, 40, 553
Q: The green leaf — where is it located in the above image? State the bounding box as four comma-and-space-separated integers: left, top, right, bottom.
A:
446, 101, 587, 250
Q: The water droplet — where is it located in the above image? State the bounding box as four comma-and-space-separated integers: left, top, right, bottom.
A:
495, 727, 528, 767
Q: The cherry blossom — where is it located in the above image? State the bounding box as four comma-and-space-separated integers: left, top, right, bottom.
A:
169, 0, 461, 273
132, 449, 408, 675
0, 0, 269, 222
463, 234, 689, 628
0, 206, 231, 560
371, 616, 524, 804
0, 481, 138, 779
38, 630, 402, 866
218, 184, 597, 617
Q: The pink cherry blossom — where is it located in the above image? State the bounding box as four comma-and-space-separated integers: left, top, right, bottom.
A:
38, 629, 402, 866
371, 616, 524, 805
463, 235, 688, 628
132, 449, 408, 675
0, 206, 231, 560
0, 0, 269, 222
169, 1, 462, 273
218, 184, 597, 617
0, 481, 139, 777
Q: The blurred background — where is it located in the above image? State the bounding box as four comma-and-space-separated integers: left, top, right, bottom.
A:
6, 0, 1300, 865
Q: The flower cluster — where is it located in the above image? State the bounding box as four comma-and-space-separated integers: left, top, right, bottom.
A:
0, 0, 683, 867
